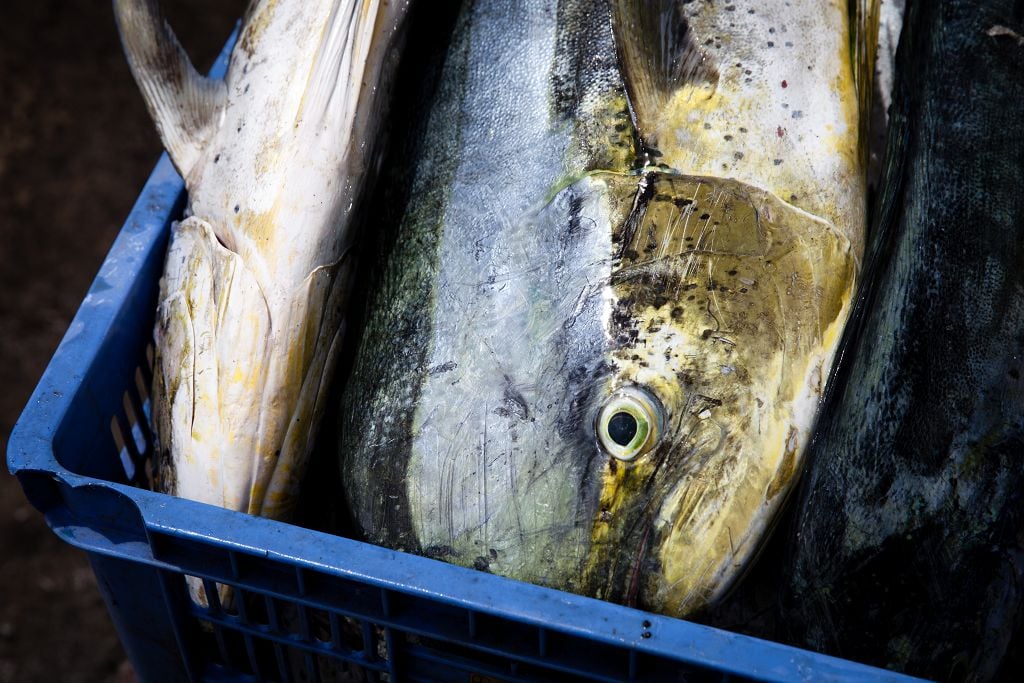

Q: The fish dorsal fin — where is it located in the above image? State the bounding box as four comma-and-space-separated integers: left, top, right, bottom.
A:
851, 0, 882, 163
114, 0, 226, 178
611, 0, 718, 156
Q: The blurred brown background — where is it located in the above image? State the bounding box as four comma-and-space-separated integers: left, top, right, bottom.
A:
0, 2, 245, 681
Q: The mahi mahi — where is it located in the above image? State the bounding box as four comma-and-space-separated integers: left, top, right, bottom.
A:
783, 0, 1024, 677
343, 0, 878, 616
115, 0, 409, 520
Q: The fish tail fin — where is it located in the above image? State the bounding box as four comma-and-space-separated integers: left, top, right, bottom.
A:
113, 0, 226, 177
611, 0, 718, 158
851, 0, 882, 165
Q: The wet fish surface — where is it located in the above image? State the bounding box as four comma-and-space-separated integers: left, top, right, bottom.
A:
342, 0, 876, 617
782, 0, 1024, 678
115, 0, 409, 521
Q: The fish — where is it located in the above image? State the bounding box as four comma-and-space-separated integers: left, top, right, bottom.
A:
341, 0, 878, 617
780, 0, 1024, 678
114, 0, 410, 521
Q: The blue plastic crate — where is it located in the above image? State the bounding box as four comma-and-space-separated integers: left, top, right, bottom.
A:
6, 32, 927, 683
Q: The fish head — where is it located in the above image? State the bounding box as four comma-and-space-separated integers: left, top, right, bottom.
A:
365, 171, 854, 614
581, 171, 856, 615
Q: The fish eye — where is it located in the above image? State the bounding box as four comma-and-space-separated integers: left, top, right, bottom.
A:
596, 386, 664, 461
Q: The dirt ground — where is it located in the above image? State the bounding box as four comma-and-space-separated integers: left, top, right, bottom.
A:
0, 2, 245, 681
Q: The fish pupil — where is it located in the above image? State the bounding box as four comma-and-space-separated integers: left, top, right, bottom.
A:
608, 412, 638, 446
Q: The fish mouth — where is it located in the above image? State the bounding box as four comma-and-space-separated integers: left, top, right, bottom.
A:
581, 428, 767, 616
152, 215, 352, 522
582, 395, 820, 617
582, 429, 703, 611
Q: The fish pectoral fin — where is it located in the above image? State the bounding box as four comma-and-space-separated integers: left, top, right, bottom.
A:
611, 0, 718, 152
302, 0, 401, 131
113, 0, 226, 178
253, 260, 349, 520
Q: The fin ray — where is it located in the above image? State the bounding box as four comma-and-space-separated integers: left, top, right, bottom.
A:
113, 0, 226, 177
611, 0, 718, 154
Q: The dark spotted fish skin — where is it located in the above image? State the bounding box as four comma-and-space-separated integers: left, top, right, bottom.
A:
783, 0, 1024, 678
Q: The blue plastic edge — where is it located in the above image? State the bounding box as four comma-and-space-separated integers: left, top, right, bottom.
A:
5, 24, 928, 683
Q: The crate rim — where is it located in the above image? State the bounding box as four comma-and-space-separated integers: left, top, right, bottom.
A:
11, 416, 928, 683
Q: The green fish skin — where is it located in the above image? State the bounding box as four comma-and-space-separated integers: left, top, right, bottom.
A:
782, 0, 1024, 679
342, 0, 872, 617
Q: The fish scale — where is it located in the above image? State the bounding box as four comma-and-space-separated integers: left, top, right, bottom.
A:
781, 0, 1024, 676
344, 0, 630, 589
628, 0, 867, 252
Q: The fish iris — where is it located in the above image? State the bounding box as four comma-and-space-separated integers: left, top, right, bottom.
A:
597, 386, 662, 461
